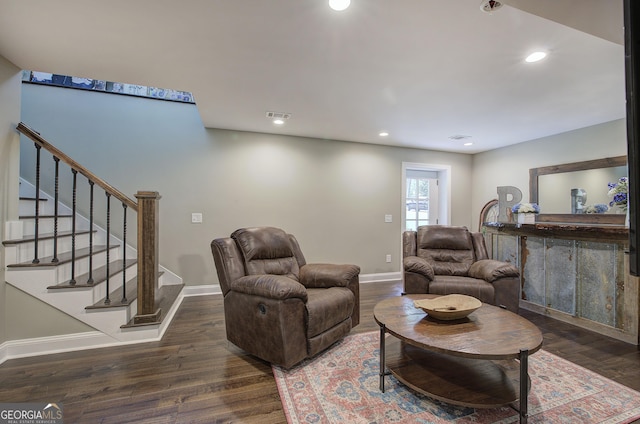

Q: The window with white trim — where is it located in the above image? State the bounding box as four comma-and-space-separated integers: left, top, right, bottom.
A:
405, 170, 439, 231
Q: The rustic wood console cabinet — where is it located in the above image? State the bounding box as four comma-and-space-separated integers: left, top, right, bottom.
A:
483, 222, 639, 344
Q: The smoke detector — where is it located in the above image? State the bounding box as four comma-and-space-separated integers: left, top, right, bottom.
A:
480, 0, 503, 13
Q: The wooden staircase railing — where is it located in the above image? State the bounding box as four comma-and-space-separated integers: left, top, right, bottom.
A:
16, 122, 161, 324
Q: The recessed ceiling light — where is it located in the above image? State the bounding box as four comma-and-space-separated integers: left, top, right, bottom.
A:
464, 142, 474, 146
525, 51, 547, 63
379, 132, 389, 137
273, 119, 285, 125
329, 0, 350, 11
479, 0, 503, 13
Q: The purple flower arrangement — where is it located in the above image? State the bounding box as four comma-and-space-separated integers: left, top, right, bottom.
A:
608, 177, 628, 211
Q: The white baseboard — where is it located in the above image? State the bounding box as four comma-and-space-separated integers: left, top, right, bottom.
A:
0, 331, 117, 365
359, 272, 401, 283
0, 292, 188, 365
0, 274, 400, 365
182, 284, 222, 296
181, 273, 401, 296
180, 273, 401, 296
156, 289, 185, 340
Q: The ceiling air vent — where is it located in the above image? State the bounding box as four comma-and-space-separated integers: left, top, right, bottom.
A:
448, 134, 471, 141
266, 111, 291, 120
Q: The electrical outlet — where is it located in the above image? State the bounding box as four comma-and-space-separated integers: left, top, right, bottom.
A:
191, 213, 203, 223
386, 254, 392, 263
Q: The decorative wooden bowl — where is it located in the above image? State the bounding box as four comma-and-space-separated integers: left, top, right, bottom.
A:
414, 294, 482, 320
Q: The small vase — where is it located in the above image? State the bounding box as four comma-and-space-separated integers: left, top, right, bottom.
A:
517, 213, 535, 224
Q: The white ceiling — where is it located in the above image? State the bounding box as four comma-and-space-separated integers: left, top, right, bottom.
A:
0, 0, 626, 153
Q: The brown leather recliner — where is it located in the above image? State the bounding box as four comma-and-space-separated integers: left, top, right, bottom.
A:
211, 226, 360, 369
403, 225, 520, 312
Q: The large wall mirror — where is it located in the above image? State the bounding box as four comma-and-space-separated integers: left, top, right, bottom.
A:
530, 156, 628, 224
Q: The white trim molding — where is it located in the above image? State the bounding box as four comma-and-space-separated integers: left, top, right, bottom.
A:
401, 162, 452, 226
0, 331, 114, 365
0, 275, 399, 364
359, 272, 401, 283
182, 274, 400, 294
0, 290, 186, 365
182, 284, 222, 296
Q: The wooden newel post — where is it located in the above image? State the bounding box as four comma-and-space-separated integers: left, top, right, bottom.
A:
134, 191, 162, 324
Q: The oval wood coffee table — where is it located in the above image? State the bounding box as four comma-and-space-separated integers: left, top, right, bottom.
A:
374, 294, 543, 424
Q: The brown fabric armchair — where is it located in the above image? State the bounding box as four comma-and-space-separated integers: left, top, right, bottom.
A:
403, 225, 520, 312
211, 226, 360, 368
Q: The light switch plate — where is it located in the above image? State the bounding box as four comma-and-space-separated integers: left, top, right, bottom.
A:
384, 214, 392, 223
191, 213, 203, 223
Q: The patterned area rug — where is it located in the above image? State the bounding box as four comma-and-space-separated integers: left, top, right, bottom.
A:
273, 331, 640, 423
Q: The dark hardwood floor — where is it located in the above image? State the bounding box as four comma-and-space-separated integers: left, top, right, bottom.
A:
0, 280, 639, 423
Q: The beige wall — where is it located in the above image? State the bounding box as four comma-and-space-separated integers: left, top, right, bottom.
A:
6, 73, 629, 344
5, 285, 92, 339
471, 119, 627, 226
0, 56, 21, 345
20, 83, 473, 289
2, 63, 94, 342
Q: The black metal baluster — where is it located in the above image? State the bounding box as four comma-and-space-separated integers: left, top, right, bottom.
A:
51, 156, 60, 263
104, 192, 111, 305
87, 180, 95, 284
32, 143, 41, 264
69, 169, 78, 285
121, 203, 128, 303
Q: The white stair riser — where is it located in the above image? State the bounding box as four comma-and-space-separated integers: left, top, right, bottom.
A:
21, 217, 89, 236
4, 268, 54, 286
90, 265, 138, 303
19, 190, 72, 215
19, 198, 50, 216
5, 261, 133, 293
82, 308, 135, 335
5, 233, 93, 265
5, 247, 122, 285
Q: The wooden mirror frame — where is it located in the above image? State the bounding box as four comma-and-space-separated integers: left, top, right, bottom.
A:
529, 155, 628, 224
